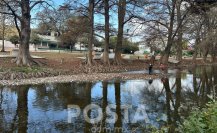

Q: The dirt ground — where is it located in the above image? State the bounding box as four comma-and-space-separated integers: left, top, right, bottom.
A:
0, 52, 216, 74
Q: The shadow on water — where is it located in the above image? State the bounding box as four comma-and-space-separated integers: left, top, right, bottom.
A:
0, 65, 217, 133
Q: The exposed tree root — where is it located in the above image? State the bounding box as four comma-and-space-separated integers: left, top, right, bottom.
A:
11, 56, 46, 67
113, 57, 124, 65
104, 61, 110, 67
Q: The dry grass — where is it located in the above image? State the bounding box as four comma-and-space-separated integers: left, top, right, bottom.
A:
31, 52, 84, 60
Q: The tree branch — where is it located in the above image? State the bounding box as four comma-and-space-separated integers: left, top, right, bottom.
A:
123, 15, 134, 25
0, 11, 13, 15
1, 0, 21, 20
30, 0, 46, 10
14, 16, 21, 38
172, 7, 191, 40
94, 33, 105, 40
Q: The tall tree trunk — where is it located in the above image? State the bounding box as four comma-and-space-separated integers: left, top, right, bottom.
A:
102, 82, 108, 130
160, 0, 176, 65
202, 48, 209, 63
192, 49, 198, 63
213, 66, 217, 98
114, 81, 122, 131
161, 41, 173, 65
202, 14, 211, 63
211, 54, 216, 63
87, 0, 94, 66
163, 78, 172, 131
84, 82, 92, 132
114, 0, 126, 65
17, 86, 29, 133
13, 0, 33, 66
176, 1, 183, 62
176, 35, 183, 61
0, 88, 3, 131
174, 70, 181, 121
193, 33, 201, 63
192, 66, 200, 105
210, 42, 216, 63
1, 14, 5, 52
103, 0, 110, 65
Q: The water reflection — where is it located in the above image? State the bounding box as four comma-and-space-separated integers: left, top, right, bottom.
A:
161, 70, 181, 132
114, 81, 122, 133
0, 65, 216, 133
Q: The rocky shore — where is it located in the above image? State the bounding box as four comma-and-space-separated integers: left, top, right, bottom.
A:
0, 73, 160, 86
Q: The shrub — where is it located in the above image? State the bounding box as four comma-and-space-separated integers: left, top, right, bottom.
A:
179, 101, 217, 133
122, 43, 139, 54
9, 35, 19, 46
150, 101, 217, 133
143, 51, 149, 54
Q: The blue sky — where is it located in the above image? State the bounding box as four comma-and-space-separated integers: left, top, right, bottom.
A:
51, 0, 118, 30
52, 0, 65, 6
31, 0, 150, 42
52, 0, 117, 27
31, 0, 126, 40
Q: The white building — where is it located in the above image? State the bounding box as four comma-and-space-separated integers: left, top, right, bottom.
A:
37, 31, 59, 48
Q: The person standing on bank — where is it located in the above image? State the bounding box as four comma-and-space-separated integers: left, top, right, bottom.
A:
149, 63, 153, 74
148, 52, 155, 75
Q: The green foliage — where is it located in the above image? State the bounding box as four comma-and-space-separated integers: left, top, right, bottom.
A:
182, 40, 188, 50
94, 38, 103, 47
122, 43, 139, 54
143, 51, 149, 54
183, 50, 194, 57
109, 37, 117, 49
155, 50, 161, 54
179, 101, 217, 133
149, 101, 217, 133
9, 35, 19, 45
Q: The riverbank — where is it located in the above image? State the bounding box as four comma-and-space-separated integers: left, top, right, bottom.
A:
0, 73, 159, 86
0, 52, 216, 86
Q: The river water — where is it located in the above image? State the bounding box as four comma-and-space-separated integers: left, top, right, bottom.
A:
0, 65, 217, 133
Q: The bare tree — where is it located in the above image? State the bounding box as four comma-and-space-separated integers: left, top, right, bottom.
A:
103, 0, 110, 65
36, 5, 72, 35
65, 0, 101, 66
176, 0, 184, 61
0, 13, 6, 52
114, 0, 127, 65
159, 0, 177, 64
58, 16, 90, 52
190, 2, 217, 63
0, 0, 52, 66
87, 0, 95, 65
131, 0, 190, 64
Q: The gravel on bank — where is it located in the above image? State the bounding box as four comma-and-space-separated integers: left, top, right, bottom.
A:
0, 73, 160, 86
